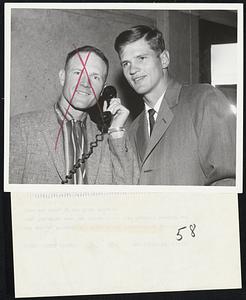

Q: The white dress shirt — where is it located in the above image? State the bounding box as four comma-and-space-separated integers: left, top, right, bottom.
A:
145, 92, 165, 136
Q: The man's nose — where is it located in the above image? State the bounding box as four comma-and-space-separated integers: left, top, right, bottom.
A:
129, 63, 139, 75
79, 75, 90, 87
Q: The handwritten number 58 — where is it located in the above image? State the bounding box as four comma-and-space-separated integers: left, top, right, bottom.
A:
176, 224, 196, 241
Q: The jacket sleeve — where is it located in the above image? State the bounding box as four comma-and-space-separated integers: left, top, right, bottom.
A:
108, 132, 139, 185
191, 86, 236, 186
9, 115, 27, 184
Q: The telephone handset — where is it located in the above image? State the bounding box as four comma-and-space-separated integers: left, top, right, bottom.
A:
61, 85, 117, 184
99, 85, 117, 133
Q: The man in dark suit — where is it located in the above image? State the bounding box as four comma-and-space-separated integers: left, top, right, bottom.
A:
9, 45, 139, 184
114, 25, 236, 185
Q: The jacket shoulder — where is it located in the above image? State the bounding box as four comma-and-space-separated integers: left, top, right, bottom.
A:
10, 106, 56, 130
180, 83, 231, 114
181, 83, 229, 104
180, 84, 234, 134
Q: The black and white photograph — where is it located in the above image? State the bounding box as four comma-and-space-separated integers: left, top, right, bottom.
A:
1, 3, 246, 300
4, 3, 243, 192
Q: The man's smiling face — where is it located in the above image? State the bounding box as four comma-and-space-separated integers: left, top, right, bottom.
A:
60, 51, 107, 110
119, 38, 169, 102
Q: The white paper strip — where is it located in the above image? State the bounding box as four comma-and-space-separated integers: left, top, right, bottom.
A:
11, 192, 241, 297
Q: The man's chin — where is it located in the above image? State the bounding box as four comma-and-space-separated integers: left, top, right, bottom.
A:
132, 86, 147, 95
72, 102, 97, 111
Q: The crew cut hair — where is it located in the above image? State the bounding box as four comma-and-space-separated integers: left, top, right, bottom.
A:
65, 45, 109, 78
114, 25, 165, 55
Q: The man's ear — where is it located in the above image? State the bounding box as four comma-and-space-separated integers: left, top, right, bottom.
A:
59, 69, 66, 86
160, 50, 170, 69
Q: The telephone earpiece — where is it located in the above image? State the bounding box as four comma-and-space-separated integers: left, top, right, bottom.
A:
102, 85, 117, 108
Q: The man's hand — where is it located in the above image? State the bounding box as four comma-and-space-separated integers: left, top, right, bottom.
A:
103, 98, 129, 138
103, 98, 129, 128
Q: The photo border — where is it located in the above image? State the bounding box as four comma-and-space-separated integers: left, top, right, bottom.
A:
4, 2, 244, 193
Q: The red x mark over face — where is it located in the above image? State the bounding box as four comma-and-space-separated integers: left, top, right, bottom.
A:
55, 50, 107, 150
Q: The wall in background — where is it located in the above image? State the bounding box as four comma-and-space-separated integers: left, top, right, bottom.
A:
168, 11, 199, 85
10, 9, 156, 122
10, 9, 236, 123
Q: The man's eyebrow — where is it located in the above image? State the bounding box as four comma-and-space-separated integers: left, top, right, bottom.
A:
121, 52, 150, 63
70, 68, 83, 71
90, 72, 101, 76
136, 52, 150, 56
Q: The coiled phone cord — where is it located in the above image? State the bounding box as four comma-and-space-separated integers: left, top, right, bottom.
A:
61, 131, 104, 184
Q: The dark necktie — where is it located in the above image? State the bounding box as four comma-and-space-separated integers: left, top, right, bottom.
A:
148, 108, 156, 136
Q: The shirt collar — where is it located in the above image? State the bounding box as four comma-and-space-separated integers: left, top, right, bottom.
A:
144, 91, 165, 114
57, 96, 87, 122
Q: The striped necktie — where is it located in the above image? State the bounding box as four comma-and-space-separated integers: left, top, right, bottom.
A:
55, 104, 87, 184
65, 119, 87, 184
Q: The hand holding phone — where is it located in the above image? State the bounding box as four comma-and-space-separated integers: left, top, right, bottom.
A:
98, 86, 115, 133
103, 97, 129, 131
100, 86, 129, 136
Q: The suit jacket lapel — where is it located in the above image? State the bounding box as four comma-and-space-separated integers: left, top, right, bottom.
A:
135, 111, 149, 163
143, 100, 173, 164
39, 108, 66, 182
42, 125, 66, 182
142, 79, 182, 165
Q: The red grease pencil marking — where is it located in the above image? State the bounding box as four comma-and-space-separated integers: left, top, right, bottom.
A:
55, 49, 104, 150
55, 51, 91, 150
55, 50, 105, 150
76, 51, 103, 116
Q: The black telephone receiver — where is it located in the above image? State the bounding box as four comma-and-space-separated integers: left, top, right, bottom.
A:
61, 85, 117, 184
99, 85, 117, 133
